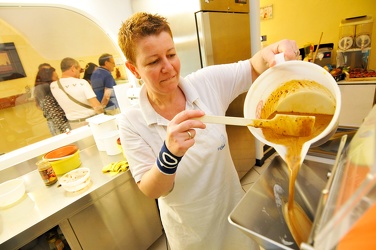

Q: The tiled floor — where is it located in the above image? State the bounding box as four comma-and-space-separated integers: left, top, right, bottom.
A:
148, 155, 274, 250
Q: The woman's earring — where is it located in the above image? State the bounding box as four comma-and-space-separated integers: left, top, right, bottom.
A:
138, 79, 143, 86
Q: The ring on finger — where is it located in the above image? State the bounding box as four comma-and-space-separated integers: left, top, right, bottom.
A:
187, 130, 193, 140
295, 50, 300, 56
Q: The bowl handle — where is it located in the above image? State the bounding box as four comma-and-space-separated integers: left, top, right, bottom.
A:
275, 52, 285, 65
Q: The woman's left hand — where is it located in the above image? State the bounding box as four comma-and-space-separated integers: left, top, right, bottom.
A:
262, 39, 300, 67
251, 39, 299, 78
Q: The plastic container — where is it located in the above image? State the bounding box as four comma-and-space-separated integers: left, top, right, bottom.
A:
0, 178, 25, 207
59, 168, 91, 192
44, 149, 81, 175
44, 145, 78, 159
37, 159, 58, 186
354, 16, 373, 49
338, 16, 373, 50
86, 114, 118, 151
338, 24, 355, 50
244, 59, 341, 166
100, 130, 121, 155
117, 137, 127, 158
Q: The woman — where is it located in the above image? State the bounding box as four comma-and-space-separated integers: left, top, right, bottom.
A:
117, 12, 299, 249
83, 62, 98, 84
34, 66, 71, 135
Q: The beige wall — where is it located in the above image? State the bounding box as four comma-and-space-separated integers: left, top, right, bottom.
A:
0, 19, 104, 98
0, 20, 42, 98
0, 5, 127, 153
260, 0, 376, 70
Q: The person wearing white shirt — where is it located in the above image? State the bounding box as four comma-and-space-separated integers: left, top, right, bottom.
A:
50, 57, 103, 129
117, 12, 299, 250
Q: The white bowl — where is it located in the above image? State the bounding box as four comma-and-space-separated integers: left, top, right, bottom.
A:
0, 178, 25, 207
244, 60, 341, 164
59, 168, 91, 192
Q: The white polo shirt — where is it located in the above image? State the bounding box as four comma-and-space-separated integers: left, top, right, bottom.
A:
118, 60, 258, 249
50, 77, 97, 120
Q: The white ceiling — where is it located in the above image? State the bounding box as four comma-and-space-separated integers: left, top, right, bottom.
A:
0, 6, 119, 60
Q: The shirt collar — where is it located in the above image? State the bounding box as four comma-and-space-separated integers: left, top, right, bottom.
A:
139, 76, 200, 126
98, 67, 110, 72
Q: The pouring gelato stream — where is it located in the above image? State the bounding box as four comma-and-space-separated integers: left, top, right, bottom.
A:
243, 58, 341, 247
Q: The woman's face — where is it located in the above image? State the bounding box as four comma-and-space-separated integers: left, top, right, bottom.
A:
128, 31, 181, 96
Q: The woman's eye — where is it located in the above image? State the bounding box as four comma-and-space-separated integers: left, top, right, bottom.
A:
148, 59, 158, 65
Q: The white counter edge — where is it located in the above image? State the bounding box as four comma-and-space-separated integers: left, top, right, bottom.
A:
338, 80, 376, 85
0, 126, 92, 171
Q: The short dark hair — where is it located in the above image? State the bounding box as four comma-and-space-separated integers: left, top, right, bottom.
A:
61, 57, 79, 72
98, 53, 113, 66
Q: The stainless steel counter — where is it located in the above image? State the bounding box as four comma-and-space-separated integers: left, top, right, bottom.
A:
0, 141, 162, 249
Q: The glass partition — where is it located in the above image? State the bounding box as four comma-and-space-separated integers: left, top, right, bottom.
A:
0, 5, 128, 154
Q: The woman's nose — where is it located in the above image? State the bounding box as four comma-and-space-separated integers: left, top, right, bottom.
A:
161, 58, 173, 72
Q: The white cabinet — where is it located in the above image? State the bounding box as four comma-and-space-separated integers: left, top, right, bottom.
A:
338, 82, 376, 127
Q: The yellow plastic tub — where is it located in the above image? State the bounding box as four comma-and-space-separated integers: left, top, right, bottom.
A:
44, 146, 81, 175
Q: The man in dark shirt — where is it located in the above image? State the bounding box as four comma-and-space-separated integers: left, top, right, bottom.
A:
90, 53, 119, 114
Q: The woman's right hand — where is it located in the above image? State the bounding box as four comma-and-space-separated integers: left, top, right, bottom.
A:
138, 109, 206, 198
165, 109, 206, 157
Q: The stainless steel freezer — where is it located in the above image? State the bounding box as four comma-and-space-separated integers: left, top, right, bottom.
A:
195, 5, 251, 67
131, 0, 251, 73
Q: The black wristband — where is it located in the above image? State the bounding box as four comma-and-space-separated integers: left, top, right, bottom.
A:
156, 141, 182, 175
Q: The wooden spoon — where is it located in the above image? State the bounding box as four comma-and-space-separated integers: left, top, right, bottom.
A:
196, 114, 315, 137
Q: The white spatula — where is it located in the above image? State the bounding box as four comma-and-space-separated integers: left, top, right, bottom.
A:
196, 114, 315, 137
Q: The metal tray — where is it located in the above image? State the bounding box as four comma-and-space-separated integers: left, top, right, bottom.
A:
229, 156, 333, 250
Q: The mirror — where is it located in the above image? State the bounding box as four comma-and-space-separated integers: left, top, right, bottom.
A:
0, 5, 128, 154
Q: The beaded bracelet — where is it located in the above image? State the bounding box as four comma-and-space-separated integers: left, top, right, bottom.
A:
156, 141, 182, 175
